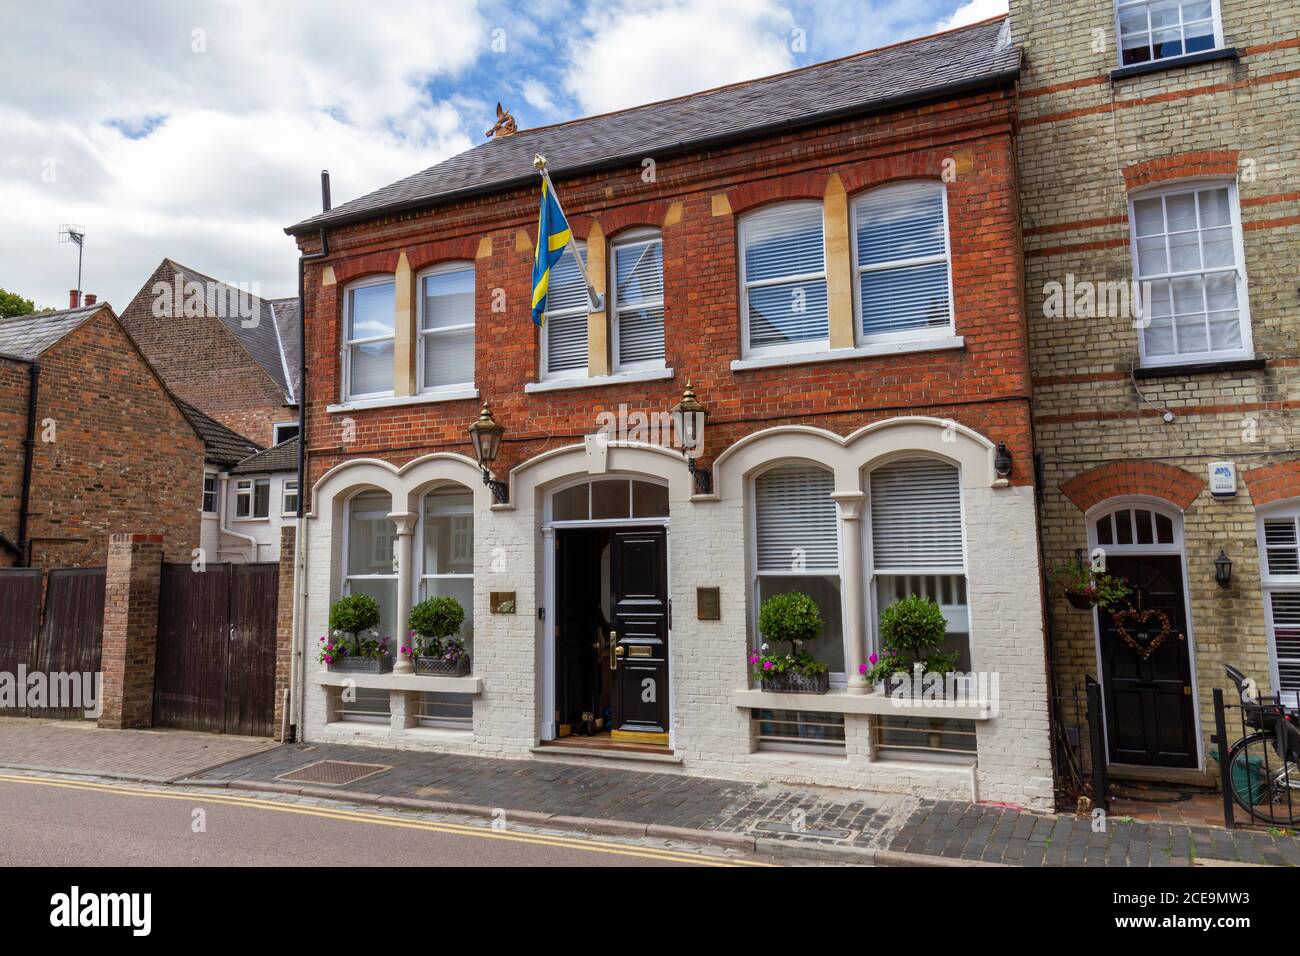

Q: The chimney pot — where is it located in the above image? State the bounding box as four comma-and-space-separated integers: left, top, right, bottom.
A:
84, 294, 97, 305
68, 289, 80, 309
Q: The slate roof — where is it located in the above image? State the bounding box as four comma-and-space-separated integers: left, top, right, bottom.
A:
158, 259, 299, 402
231, 436, 299, 475
268, 297, 301, 401
0, 304, 105, 360
175, 399, 263, 467
287, 17, 1018, 235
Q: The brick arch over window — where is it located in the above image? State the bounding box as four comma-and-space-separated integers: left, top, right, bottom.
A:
725, 171, 830, 216
1060, 461, 1204, 513
1244, 461, 1300, 508
1122, 150, 1240, 192
331, 250, 402, 285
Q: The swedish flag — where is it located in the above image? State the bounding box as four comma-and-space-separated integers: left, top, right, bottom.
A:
530, 174, 573, 326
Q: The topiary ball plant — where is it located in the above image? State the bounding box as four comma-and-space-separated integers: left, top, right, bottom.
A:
409, 596, 466, 657
866, 594, 958, 685
758, 592, 823, 656
329, 593, 381, 653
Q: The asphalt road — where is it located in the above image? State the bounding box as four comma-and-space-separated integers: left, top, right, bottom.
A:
0, 774, 775, 867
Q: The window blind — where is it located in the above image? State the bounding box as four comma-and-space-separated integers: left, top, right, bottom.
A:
614, 238, 665, 367
1265, 519, 1300, 576
742, 204, 828, 349
1270, 591, 1300, 702
855, 182, 951, 338
755, 465, 838, 572
870, 459, 963, 572
546, 245, 588, 373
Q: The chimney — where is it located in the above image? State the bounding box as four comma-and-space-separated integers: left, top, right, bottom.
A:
68, 289, 80, 309
84, 294, 97, 305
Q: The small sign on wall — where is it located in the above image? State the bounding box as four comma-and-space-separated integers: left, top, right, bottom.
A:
1209, 461, 1237, 498
697, 587, 720, 620
490, 591, 516, 614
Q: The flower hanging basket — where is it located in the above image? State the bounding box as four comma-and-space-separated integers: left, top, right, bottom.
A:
1064, 589, 1097, 611
412, 655, 471, 677
760, 670, 830, 695
328, 655, 393, 674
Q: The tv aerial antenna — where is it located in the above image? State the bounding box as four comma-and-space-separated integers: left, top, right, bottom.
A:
58, 224, 86, 303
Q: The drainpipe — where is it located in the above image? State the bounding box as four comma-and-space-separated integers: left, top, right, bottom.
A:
290, 170, 331, 742
17, 361, 39, 567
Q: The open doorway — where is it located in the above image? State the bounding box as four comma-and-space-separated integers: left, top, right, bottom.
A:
551, 525, 670, 751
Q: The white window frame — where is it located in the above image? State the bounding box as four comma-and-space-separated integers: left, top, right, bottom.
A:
850, 181, 956, 347
539, 240, 589, 382
234, 477, 270, 520
1114, 0, 1225, 69
610, 229, 666, 373
201, 472, 217, 514
1128, 178, 1252, 368
414, 485, 476, 639
272, 421, 299, 445
1257, 501, 1300, 707
342, 275, 396, 401
864, 456, 969, 655
748, 462, 848, 686
738, 201, 829, 360
282, 479, 299, 517
341, 491, 397, 629
416, 261, 476, 396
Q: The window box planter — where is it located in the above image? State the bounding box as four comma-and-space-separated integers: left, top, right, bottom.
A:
328, 655, 393, 675
412, 656, 471, 678
760, 671, 830, 695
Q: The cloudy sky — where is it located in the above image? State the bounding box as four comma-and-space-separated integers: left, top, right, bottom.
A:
0, 0, 1005, 311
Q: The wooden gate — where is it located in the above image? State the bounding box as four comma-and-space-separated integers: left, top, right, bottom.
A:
154, 563, 278, 737
0, 569, 43, 716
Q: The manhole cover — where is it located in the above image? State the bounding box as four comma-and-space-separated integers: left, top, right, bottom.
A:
275, 760, 390, 786
753, 820, 853, 841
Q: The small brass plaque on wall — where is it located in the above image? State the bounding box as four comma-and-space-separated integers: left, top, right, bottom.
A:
490, 592, 516, 614
697, 587, 720, 620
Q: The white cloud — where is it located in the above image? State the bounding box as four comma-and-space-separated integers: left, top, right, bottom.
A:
0, 0, 487, 309
936, 0, 1007, 31
561, 0, 796, 115
521, 78, 558, 115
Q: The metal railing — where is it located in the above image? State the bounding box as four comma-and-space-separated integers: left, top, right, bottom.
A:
1211, 684, 1300, 830
1052, 676, 1109, 813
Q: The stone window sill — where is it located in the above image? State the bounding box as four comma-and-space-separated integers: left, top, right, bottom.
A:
1110, 47, 1238, 82
313, 671, 483, 694
524, 367, 674, 394
732, 688, 995, 720
1133, 357, 1264, 380
327, 388, 479, 413
730, 336, 963, 373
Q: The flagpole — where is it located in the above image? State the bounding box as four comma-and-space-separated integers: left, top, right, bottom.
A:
534, 154, 603, 312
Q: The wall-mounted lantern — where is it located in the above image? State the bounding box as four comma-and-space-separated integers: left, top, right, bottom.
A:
994, 442, 1013, 480
1214, 550, 1232, 589
467, 404, 508, 504
671, 381, 712, 494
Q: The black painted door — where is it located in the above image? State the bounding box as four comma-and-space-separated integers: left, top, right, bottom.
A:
609, 528, 669, 740
1098, 555, 1197, 768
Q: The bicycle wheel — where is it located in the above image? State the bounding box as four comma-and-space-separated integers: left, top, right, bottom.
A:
1226, 733, 1300, 825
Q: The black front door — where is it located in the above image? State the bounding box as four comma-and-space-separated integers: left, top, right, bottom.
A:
555, 530, 603, 732
609, 528, 669, 743
1098, 555, 1198, 768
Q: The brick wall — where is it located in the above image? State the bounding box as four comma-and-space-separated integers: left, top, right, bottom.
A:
98, 533, 163, 729
118, 259, 289, 445
0, 356, 29, 567
26, 309, 206, 568
295, 87, 1036, 497
1009, 0, 1300, 778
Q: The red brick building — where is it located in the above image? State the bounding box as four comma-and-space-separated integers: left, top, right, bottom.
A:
0, 302, 204, 569
287, 17, 1054, 807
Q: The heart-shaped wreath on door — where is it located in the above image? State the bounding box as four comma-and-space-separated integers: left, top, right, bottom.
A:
1111, 607, 1183, 660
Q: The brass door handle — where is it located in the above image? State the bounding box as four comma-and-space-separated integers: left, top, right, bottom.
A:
609, 630, 619, 670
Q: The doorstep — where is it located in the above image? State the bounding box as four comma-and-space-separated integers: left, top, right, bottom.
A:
529, 744, 684, 766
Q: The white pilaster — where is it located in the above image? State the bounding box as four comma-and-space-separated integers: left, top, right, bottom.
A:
833, 491, 868, 694
389, 510, 418, 674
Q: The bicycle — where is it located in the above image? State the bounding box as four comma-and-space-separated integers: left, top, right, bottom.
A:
1222, 664, 1300, 826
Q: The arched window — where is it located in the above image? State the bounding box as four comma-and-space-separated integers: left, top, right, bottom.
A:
852, 181, 953, 344
419, 487, 475, 642
869, 458, 967, 655
753, 464, 843, 674
739, 202, 829, 357
1091, 500, 1181, 552
548, 478, 669, 522
344, 491, 397, 640
417, 262, 475, 394
343, 276, 395, 400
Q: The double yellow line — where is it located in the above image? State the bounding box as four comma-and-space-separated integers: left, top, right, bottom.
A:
0, 773, 774, 867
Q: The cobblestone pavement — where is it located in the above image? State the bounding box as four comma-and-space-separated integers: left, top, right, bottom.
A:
197, 742, 1300, 866
0, 717, 277, 782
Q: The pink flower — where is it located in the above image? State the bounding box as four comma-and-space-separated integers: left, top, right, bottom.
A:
859, 663, 868, 675
748, 654, 759, 665
762, 661, 774, 671
869, 653, 879, 665
323, 654, 334, 664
